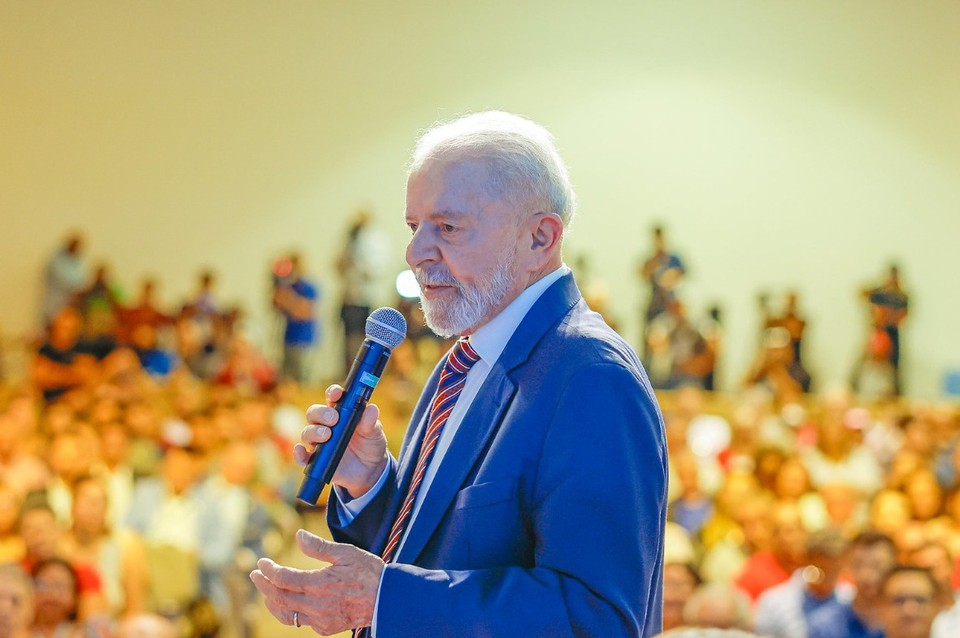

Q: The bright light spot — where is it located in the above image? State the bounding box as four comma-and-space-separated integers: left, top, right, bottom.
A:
396, 270, 421, 299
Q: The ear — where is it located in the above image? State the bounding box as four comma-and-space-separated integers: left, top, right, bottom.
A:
529, 212, 563, 254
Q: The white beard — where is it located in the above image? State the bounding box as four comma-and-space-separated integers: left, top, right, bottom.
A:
416, 246, 518, 338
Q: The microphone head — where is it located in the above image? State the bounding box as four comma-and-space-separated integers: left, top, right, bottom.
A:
365, 307, 407, 349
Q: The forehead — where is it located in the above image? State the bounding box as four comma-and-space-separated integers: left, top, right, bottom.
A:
406, 158, 503, 216
886, 572, 933, 593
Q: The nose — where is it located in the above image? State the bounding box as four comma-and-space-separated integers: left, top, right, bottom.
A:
405, 224, 438, 270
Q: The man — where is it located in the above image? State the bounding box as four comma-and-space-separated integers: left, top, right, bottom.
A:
857, 264, 909, 397
40, 232, 88, 327
879, 566, 940, 638
907, 541, 960, 638
735, 500, 808, 601
272, 251, 320, 383
807, 531, 897, 638
250, 111, 668, 636
754, 528, 850, 638
639, 225, 685, 327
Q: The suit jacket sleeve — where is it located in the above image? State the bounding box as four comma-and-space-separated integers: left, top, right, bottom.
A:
326, 455, 400, 553
374, 361, 667, 637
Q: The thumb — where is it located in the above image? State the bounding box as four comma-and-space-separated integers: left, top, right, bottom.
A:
297, 529, 355, 565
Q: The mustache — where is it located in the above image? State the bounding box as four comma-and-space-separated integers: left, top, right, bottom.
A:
415, 267, 460, 289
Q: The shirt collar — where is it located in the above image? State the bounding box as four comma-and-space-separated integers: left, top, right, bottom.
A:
468, 265, 570, 366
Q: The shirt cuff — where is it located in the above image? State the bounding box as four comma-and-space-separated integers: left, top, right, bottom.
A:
335, 462, 391, 525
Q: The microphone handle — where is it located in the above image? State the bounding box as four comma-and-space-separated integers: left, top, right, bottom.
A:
297, 339, 391, 505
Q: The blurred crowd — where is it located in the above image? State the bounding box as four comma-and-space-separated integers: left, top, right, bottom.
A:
658, 385, 959, 638
0, 225, 951, 638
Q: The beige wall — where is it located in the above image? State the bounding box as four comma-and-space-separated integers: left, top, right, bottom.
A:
1, 1, 957, 395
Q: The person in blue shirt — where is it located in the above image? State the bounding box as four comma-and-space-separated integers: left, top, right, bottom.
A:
272, 252, 319, 384
808, 531, 897, 638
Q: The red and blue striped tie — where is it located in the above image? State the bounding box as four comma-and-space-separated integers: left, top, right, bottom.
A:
355, 338, 480, 637
381, 337, 481, 563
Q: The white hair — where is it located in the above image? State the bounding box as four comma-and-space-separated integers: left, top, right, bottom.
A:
408, 111, 577, 227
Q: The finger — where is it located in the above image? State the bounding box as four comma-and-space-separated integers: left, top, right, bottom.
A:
305, 404, 339, 426
300, 424, 332, 446
256, 558, 316, 594
325, 384, 344, 406
293, 443, 311, 466
353, 403, 381, 439
297, 529, 357, 566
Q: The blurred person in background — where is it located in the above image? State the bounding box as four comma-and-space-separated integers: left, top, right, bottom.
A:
271, 251, 320, 384
0, 563, 33, 638
735, 500, 808, 601
45, 427, 100, 526
803, 414, 883, 497
116, 613, 177, 638
32, 306, 98, 403
773, 457, 829, 532
638, 225, 686, 339
40, 233, 88, 327
700, 490, 774, 586
0, 411, 48, 498
903, 468, 944, 523
907, 541, 960, 638
124, 441, 231, 616
30, 558, 84, 638
211, 334, 276, 395
764, 291, 812, 393
336, 210, 387, 376
663, 563, 703, 632
0, 482, 25, 562
74, 263, 122, 362
860, 264, 909, 396
18, 499, 105, 619
807, 531, 897, 638
683, 584, 752, 631
878, 566, 938, 638
754, 528, 850, 638
116, 278, 171, 346
668, 449, 714, 539
61, 476, 149, 618
96, 420, 136, 527
743, 326, 805, 406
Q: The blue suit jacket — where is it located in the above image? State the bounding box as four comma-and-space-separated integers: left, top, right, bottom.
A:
328, 273, 667, 637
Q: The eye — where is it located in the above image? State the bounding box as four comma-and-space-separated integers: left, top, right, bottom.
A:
440, 223, 457, 234
407, 222, 418, 233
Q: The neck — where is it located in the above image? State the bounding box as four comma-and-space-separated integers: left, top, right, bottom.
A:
851, 594, 883, 626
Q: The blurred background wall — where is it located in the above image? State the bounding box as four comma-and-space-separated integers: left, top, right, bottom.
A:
1, 0, 957, 395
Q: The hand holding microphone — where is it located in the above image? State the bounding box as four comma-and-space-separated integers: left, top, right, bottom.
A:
296, 307, 406, 505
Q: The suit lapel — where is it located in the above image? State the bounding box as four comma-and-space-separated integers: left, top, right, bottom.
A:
396, 272, 583, 564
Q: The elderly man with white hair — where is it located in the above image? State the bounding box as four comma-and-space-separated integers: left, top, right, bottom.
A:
251, 111, 668, 637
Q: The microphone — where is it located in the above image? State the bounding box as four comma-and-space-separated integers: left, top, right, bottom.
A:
297, 307, 407, 505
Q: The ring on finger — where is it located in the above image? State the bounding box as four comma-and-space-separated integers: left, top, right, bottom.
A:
294, 611, 301, 628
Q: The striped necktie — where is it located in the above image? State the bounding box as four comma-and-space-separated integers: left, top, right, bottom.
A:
354, 339, 480, 638
381, 337, 481, 563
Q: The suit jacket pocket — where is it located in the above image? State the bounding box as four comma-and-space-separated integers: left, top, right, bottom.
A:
454, 479, 516, 510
